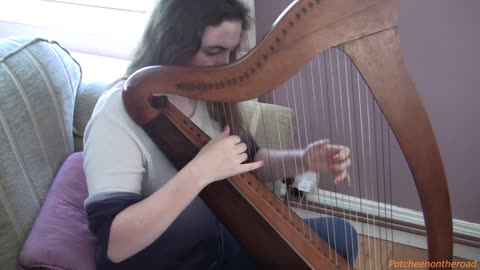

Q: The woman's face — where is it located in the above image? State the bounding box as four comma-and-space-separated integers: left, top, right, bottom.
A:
189, 20, 242, 67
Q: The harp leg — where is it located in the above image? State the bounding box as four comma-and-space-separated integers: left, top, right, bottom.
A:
304, 217, 359, 265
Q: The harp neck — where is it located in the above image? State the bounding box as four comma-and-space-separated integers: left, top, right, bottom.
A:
123, 0, 396, 124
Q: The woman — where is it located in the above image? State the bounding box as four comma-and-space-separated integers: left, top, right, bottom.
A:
83, 0, 358, 269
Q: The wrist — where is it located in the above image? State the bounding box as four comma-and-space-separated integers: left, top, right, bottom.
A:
301, 150, 310, 172
182, 160, 210, 190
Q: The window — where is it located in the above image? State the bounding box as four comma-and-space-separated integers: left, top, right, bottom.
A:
43, 0, 151, 12
0, 0, 155, 59
0, 0, 256, 60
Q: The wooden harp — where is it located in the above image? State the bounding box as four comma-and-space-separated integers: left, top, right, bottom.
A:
122, 0, 453, 269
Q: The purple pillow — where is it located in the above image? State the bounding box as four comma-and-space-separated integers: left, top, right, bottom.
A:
19, 152, 96, 270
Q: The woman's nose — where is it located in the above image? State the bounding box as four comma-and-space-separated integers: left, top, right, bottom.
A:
216, 53, 230, 65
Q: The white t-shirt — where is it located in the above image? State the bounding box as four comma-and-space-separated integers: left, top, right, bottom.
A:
83, 81, 220, 206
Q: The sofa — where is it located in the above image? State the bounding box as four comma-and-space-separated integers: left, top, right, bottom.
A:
0, 36, 296, 270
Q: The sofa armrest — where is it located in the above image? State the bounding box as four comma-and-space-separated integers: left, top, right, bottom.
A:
71, 52, 130, 151
73, 80, 110, 151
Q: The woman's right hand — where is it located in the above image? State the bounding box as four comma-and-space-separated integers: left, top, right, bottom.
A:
188, 125, 264, 186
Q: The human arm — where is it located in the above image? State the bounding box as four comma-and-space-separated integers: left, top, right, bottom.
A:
253, 139, 351, 186
102, 125, 264, 263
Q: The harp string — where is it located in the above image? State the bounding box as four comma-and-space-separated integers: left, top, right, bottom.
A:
330, 58, 349, 266
353, 66, 370, 270
310, 52, 351, 269
314, 50, 337, 260
388, 121, 394, 264
267, 91, 292, 222
342, 51, 359, 269
323, 49, 339, 261
326, 50, 341, 264
373, 87, 382, 268
297, 69, 320, 240
364, 64, 377, 269
283, 78, 302, 224
296, 67, 333, 253
306, 63, 334, 253
270, 78, 297, 226
373, 73, 383, 270
378, 99, 386, 266
335, 49, 354, 268
309, 60, 325, 250
260, 97, 296, 223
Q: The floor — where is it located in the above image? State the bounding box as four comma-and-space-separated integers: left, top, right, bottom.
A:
353, 235, 479, 270
291, 205, 478, 270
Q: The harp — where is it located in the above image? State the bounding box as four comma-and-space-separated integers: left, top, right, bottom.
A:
122, 0, 453, 269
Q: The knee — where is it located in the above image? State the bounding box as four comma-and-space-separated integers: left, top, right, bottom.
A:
333, 218, 359, 265
305, 217, 359, 265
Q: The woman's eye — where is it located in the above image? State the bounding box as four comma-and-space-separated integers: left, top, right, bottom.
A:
206, 51, 218, 56
205, 48, 223, 56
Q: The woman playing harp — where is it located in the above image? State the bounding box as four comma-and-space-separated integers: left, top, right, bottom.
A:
82, 0, 358, 269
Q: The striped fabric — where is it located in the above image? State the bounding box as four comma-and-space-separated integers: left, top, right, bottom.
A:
0, 36, 81, 269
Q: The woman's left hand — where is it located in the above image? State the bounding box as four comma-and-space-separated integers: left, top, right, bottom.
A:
302, 139, 352, 187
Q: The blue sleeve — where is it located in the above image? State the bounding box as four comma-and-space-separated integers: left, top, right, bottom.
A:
85, 193, 143, 268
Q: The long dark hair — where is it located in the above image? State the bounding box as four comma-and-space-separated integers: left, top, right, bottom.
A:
126, 0, 258, 157
127, 0, 250, 68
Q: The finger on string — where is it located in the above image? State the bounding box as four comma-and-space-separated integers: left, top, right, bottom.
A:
330, 158, 352, 172
334, 170, 348, 185
309, 138, 331, 148
239, 160, 264, 173
345, 173, 352, 188
229, 135, 242, 145
233, 143, 248, 154
220, 125, 230, 137
238, 153, 248, 163
332, 146, 351, 161
336, 173, 352, 188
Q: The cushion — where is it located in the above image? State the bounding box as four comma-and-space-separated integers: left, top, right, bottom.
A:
238, 100, 296, 150
18, 152, 96, 270
0, 36, 82, 268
